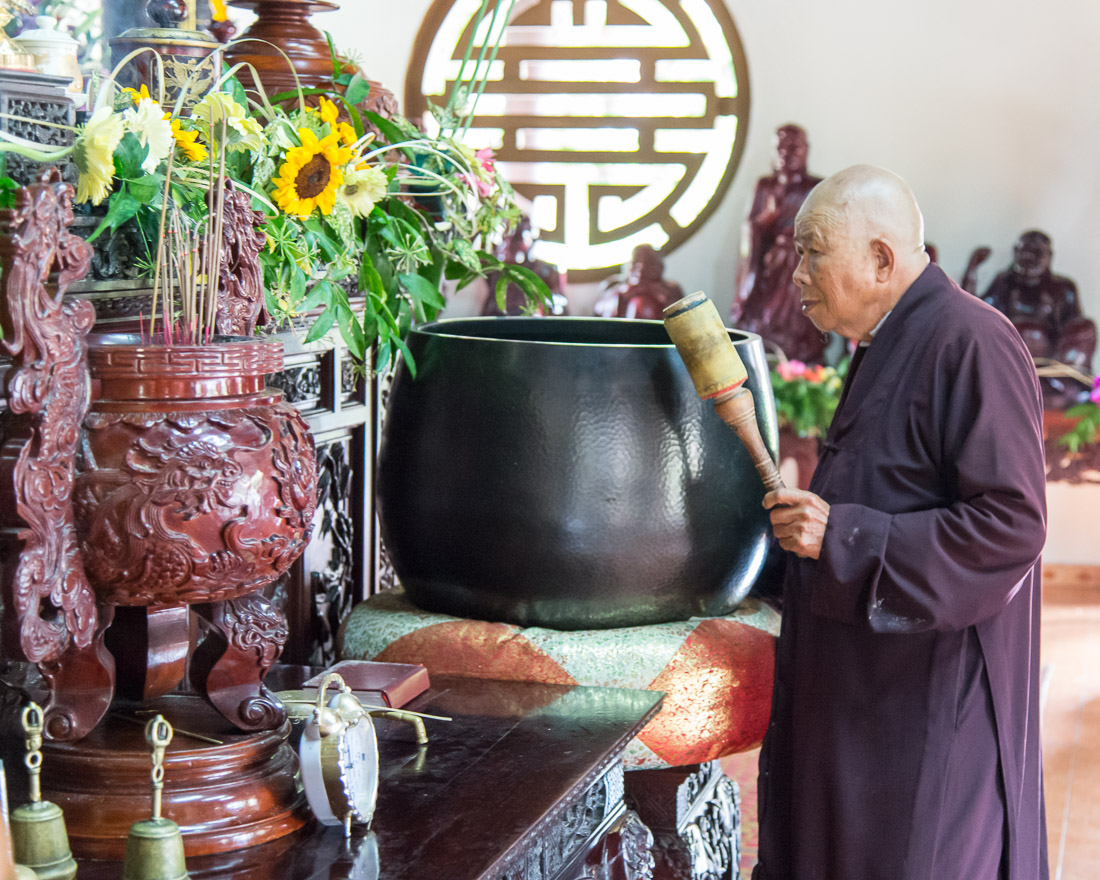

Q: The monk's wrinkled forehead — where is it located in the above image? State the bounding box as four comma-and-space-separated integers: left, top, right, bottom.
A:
794, 202, 844, 251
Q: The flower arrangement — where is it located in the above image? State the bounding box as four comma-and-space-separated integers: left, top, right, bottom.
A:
0, 38, 550, 370
769, 357, 848, 439
1057, 375, 1100, 452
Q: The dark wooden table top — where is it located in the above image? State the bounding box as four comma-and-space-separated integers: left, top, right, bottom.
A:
75, 674, 663, 880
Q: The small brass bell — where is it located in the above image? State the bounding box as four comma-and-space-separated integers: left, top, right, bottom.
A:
0, 762, 39, 879
10, 704, 76, 880
122, 715, 189, 880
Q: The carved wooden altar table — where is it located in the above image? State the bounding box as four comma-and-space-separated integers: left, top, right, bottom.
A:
73, 674, 664, 880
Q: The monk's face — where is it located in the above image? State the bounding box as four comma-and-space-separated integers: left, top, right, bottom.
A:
792, 214, 880, 340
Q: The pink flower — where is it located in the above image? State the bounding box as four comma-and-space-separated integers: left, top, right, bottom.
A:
464, 172, 493, 199
777, 360, 807, 382
1091, 375, 1100, 406
475, 147, 495, 173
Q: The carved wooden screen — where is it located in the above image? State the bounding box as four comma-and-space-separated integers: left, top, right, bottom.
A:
405, 0, 751, 279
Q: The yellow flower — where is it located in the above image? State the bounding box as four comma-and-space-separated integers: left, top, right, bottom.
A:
121, 84, 151, 105
272, 128, 353, 217
336, 121, 357, 148
318, 97, 340, 126
171, 119, 208, 162
340, 164, 387, 218
73, 106, 125, 205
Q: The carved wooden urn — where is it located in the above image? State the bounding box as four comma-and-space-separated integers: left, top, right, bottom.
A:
73, 335, 318, 608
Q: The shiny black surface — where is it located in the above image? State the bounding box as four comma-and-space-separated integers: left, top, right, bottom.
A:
377, 316, 778, 629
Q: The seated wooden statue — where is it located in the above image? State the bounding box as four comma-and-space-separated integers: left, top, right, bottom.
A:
593, 244, 684, 320
966, 230, 1096, 405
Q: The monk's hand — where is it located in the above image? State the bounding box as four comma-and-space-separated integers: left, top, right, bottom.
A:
763, 488, 830, 559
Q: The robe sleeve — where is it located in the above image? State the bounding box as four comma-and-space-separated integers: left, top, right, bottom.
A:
810, 320, 1048, 633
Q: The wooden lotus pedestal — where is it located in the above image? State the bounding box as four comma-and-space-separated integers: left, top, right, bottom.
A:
40, 696, 307, 860
0, 175, 318, 857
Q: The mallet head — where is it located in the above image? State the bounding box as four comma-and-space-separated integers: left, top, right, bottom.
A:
663, 292, 747, 400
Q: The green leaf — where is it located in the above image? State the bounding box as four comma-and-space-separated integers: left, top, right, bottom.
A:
364, 111, 414, 155
289, 268, 308, 305
399, 273, 446, 310
360, 259, 385, 297
495, 273, 509, 312
113, 132, 147, 180
127, 173, 161, 205
86, 189, 141, 242
450, 239, 482, 273
299, 280, 331, 313
344, 73, 371, 106
304, 307, 336, 343
335, 302, 367, 361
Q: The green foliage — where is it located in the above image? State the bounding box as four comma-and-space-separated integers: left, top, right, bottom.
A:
1057, 402, 1100, 453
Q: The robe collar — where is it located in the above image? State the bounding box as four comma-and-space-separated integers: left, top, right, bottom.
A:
826, 262, 951, 444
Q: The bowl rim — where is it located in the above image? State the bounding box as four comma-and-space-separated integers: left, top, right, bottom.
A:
411, 315, 764, 349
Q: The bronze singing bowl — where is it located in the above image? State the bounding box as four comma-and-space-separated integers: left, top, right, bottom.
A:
73, 335, 318, 607
376, 317, 778, 630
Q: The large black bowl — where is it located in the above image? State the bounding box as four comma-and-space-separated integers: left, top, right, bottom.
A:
376, 317, 777, 629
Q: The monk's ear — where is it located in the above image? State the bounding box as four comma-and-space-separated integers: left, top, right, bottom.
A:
870, 238, 894, 281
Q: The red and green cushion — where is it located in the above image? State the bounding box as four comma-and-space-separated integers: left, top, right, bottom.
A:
340, 589, 779, 770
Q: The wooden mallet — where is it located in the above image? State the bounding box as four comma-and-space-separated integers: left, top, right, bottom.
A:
663, 292, 785, 492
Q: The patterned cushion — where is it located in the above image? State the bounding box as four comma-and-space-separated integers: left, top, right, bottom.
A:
340, 589, 779, 770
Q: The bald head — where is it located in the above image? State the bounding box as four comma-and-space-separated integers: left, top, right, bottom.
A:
792, 165, 930, 341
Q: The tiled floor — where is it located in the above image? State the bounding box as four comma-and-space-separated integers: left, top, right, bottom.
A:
724, 576, 1100, 880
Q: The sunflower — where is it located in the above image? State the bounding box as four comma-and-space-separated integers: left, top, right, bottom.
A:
272, 128, 352, 217
73, 106, 125, 205
171, 119, 208, 162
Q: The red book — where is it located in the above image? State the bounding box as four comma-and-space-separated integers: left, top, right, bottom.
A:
303, 660, 430, 709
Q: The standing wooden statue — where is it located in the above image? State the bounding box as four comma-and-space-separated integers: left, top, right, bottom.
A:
0, 169, 114, 742
730, 124, 825, 363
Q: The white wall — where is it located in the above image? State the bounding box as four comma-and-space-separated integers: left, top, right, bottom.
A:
294, 0, 1100, 321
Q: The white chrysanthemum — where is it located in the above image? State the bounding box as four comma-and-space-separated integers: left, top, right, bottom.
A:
73, 106, 125, 205
340, 165, 388, 218
124, 98, 173, 173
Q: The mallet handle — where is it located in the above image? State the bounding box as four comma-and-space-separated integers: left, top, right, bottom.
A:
713, 388, 785, 492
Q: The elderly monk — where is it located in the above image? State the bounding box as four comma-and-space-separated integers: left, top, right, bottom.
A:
754, 166, 1048, 880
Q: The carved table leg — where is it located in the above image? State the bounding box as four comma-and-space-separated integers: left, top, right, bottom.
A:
38, 604, 116, 742
625, 761, 741, 880
105, 605, 190, 701
584, 809, 657, 880
190, 594, 288, 731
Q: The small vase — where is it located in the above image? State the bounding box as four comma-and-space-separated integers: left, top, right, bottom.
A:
73, 334, 318, 607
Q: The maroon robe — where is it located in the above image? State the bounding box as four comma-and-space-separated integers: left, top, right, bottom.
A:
754, 264, 1048, 880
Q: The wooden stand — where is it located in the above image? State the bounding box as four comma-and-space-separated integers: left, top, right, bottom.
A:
626, 761, 742, 880
36, 695, 307, 860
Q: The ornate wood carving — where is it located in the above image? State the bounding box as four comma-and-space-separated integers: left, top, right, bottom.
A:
495, 762, 629, 880
625, 762, 741, 880
214, 181, 269, 336
0, 170, 114, 740
268, 364, 323, 406
309, 440, 356, 665
0, 72, 77, 188
190, 593, 289, 731
75, 400, 317, 607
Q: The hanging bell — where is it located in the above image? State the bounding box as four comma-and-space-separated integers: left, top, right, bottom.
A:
0, 762, 39, 880
122, 715, 189, 880
10, 705, 76, 880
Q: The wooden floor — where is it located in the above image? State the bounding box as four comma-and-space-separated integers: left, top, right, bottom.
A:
1042, 568, 1100, 880
725, 566, 1100, 879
